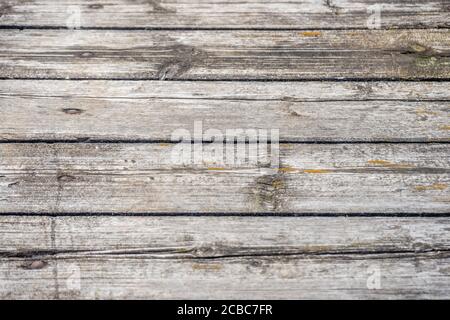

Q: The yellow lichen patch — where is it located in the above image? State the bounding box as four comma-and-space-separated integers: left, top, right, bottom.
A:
278, 167, 299, 173
414, 183, 447, 192
192, 263, 223, 271
158, 143, 171, 147
303, 169, 331, 174
410, 43, 427, 53
281, 144, 294, 149
207, 167, 226, 171
415, 108, 438, 116
439, 125, 450, 130
433, 197, 450, 203
393, 164, 413, 169
300, 31, 322, 37
368, 160, 392, 166
272, 179, 285, 189
415, 56, 438, 68
367, 160, 412, 169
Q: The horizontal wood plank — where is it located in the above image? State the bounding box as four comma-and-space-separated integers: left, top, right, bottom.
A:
0, 0, 448, 29
0, 216, 449, 299
2, 216, 449, 254
0, 29, 448, 80
0, 143, 448, 214
3, 252, 449, 299
2, 0, 449, 301
1, 80, 449, 142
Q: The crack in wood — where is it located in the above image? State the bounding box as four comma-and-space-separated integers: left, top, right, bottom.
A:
2, 247, 449, 261
50, 217, 60, 299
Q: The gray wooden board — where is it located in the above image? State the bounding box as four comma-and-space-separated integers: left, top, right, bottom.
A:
0, 80, 449, 142
0, 0, 448, 29
0, 29, 449, 80
2, 252, 448, 299
0, 143, 449, 214
0, 216, 449, 299
2, 216, 449, 254
1, 0, 449, 300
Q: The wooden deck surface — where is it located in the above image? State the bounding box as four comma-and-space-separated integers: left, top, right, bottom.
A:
0, 0, 449, 299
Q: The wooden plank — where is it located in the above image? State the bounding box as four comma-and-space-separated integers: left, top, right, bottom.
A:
3, 80, 450, 101
0, 216, 52, 253
0, 0, 448, 29
2, 252, 449, 299
1, 80, 449, 142
0, 29, 448, 80
0, 143, 448, 214
0, 216, 449, 299
2, 216, 449, 254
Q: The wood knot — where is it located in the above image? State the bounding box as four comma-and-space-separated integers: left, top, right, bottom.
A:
324, 0, 340, 15
0, 4, 13, 18
88, 4, 104, 9
147, 0, 176, 13
62, 108, 84, 115
78, 52, 95, 58
57, 174, 76, 182
253, 174, 287, 211
400, 43, 448, 69
400, 43, 434, 56
157, 45, 208, 80
7, 181, 20, 188
21, 260, 48, 270
355, 83, 374, 96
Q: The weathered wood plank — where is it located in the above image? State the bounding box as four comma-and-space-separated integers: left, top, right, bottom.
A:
0, 216, 449, 299
0, 29, 448, 80
0, 143, 448, 214
3, 252, 449, 299
3, 80, 450, 101
0, 0, 448, 29
1, 80, 449, 142
2, 216, 449, 254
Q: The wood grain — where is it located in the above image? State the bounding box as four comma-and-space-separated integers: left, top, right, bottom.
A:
1, 0, 449, 301
2, 216, 449, 254
0, 29, 448, 80
3, 252, 449, 299
0, 143, 448, 214
0, 0, 448, 29
1, 80, 449, 142
1, 216, 449, 299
